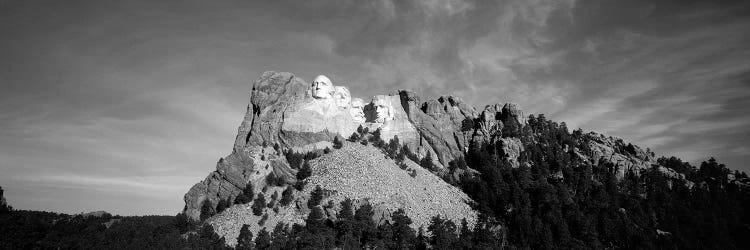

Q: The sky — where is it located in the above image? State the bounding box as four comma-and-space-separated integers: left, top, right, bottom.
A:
1, 0, 749, 215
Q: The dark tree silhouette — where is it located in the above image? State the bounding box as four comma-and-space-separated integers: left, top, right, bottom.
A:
279, 186, 294, 206
234, 182, 254, 204
236, 224, 254, 250
307, 185, 324, 209
333, 136, 343, 149
200, 200, 215, 221
254, 227, 271, 250
252, 193, 266, 216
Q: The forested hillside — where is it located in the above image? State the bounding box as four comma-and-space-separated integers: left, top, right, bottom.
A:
1, 113, 748, 249
455, 114, 750, 249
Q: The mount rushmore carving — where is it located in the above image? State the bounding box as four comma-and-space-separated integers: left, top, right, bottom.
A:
184, 71, 534, 221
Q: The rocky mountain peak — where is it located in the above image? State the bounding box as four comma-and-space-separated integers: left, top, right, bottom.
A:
182, 71, 683, 245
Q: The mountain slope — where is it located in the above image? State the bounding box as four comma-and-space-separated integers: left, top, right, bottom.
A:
208, 142, 476, 246
182, 71, 741, 248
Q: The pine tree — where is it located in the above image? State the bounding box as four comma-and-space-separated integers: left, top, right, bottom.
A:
255, 227, 271, 250
368, 128, 385, 147
391, 208, 416, 249
348, 132, 360, 142
297, 206, 335, 249
355, 202, 377, 247
235, 182, 255, 204
296, 161, 312, 181
457, 218, 474, 249
339, 198, 354, 221
236, 224, 254, 250
280, 185, 294, 206
191, 224, 227, 250
333, 136, 343, 149
427, 215, 458, 250
415, 227, 428, 250
307, 185, 324, 209
396, 146, 406, 163
420, 151, 435, 171
376, 222, 395, 249
387, 136, 400, 158
306, 206, 327, 227
174, 212, 192, 234
216, 199, 230, 214
252, 193, 266, 216
271, 223, 290, 249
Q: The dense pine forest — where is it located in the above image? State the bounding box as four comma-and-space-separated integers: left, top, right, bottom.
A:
2, 113, 749, 249
455, 114, 750, 249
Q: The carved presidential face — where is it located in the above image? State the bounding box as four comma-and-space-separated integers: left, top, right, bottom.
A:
311, 75, 333, 99
350, 98, 366, 122
333, 86, 351, 108
372, 96, 394, 123
481, 110, 492, 121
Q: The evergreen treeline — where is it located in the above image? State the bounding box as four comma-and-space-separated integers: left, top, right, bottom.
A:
233, 198, 502, 250
0, 209, 230, 249
455, 114, 750, 249
1, 113, 749, 249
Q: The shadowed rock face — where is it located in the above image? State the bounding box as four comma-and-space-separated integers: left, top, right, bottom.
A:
397, 90, 478, 169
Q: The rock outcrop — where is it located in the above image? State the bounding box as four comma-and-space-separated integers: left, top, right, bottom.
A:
233, 72, 359, 150
186, 71, 543, 221
183, 145, 293, 220
184, 71, 689, 244
398, 91, 477, 169
582, 132, 654, 179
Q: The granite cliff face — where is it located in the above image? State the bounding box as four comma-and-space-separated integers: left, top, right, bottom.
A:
183, 71, 689, 244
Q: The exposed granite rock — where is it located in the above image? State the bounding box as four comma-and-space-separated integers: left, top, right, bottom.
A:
183, 146, 293, 221
499, 138, 524, 168
398, 90, 477, 168
233, 72, 305, 150
473, 104, 503, 143
233, 71, 359, 150
500, 102, 525, 126
581, 132, 656, 179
